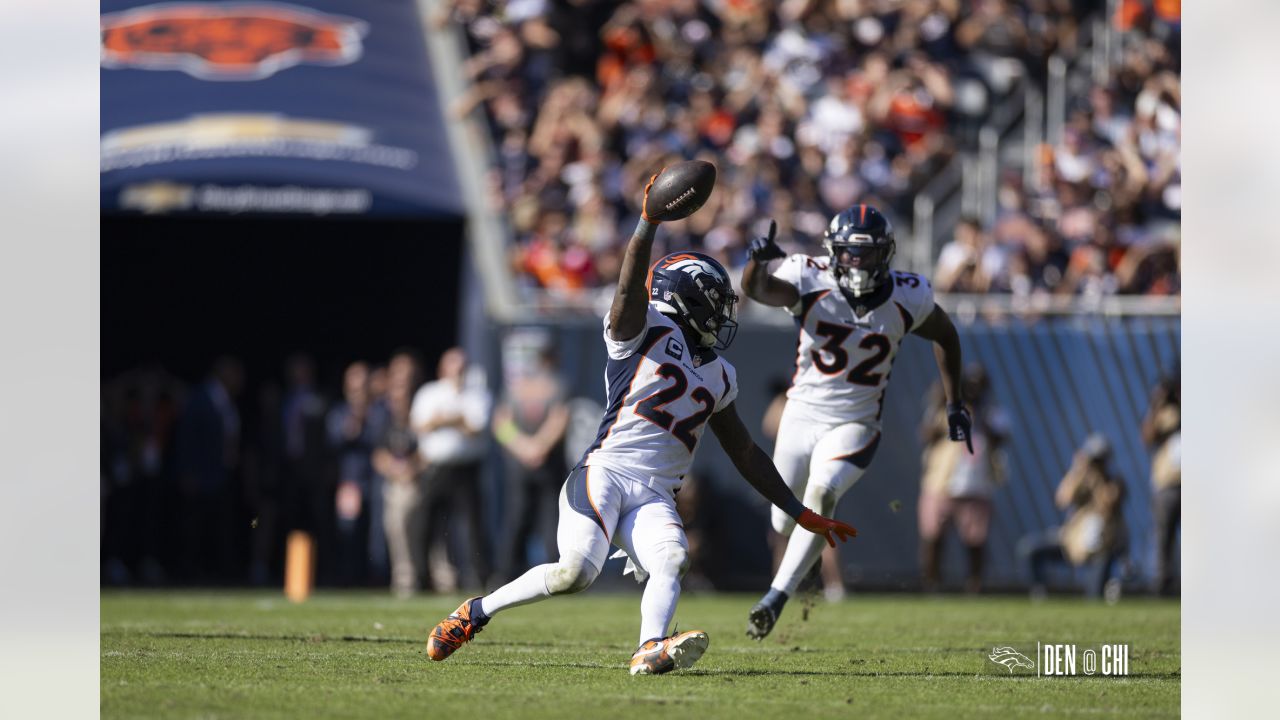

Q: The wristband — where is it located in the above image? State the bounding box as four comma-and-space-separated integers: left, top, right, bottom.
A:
781, 496, 806, 521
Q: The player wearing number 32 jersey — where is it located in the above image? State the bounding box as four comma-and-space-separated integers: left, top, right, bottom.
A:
742, 204, 975, 639
425, 167, 856, 676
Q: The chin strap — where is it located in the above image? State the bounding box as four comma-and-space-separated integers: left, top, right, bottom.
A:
667, 294, 717, 348
836, 268, 878, 297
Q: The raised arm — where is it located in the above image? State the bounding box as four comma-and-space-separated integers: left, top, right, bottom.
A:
741, 220, 801, 308
709, 401, 856, 547
912, 303, 972, 453
608, 177, 662, 341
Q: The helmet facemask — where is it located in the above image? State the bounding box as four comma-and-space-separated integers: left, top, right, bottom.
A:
669, 282, 739, 350
705, 288, 739, 350
825, 234, 894, 297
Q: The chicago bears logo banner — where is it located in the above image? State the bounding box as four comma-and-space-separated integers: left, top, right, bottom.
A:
101, 3, 367, 81
100, 0, 464, 217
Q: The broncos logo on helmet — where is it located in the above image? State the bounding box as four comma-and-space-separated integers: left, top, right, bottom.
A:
823, 204, 896, 297
649, 252, 739, 350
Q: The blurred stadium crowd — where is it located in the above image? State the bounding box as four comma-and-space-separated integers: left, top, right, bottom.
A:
101, 344, 581, 594
441, 0, 1178, 302
102, 350, 505, 592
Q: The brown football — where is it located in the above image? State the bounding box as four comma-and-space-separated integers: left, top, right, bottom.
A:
643, 160, 717, 222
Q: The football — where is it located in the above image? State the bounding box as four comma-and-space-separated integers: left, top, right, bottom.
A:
643, 160, 717, 222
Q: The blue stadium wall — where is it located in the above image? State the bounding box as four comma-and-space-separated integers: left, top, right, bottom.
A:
489, 314, 1180, 592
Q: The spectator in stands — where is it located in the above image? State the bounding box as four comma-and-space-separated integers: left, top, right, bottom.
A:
449, 1, 966, 301
934, 216, 994, 293
493, 344, 570, 581
387, 349, 421, 393
279, 354, 333, 580
174, 356, 243, 583
1017, 434, 1128, 599
373, 371, 426, 598
956, 0, 1030, 94
362, 355, 408, 582
449, 1, 1178, 304
918, 365, 1009, 593
326, 361, 389, 586
101, 366, 181, 586
1142, 372, 1180, 596
412, 347, 494, 591
243, 378, 284, 587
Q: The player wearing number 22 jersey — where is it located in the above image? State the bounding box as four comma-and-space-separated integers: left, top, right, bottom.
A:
425, 168, 855, 676
741, 204, 975, 640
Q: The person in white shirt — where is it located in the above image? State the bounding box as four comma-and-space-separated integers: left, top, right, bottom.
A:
411, 347, 493, 590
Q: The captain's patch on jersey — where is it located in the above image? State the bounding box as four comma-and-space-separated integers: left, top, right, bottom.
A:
665, 337, 685, 361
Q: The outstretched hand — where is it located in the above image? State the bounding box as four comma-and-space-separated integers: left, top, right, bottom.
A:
796, 509, 858, 548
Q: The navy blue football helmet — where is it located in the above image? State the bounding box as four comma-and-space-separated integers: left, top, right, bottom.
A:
823, 204, 896, 296
649, 251, 739, 350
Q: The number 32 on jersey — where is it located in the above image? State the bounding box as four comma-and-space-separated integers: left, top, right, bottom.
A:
811, 323, 892, 386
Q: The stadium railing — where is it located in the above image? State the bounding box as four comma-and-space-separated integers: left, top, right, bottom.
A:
488, 290, 1179, 326
420, 0, 521, 324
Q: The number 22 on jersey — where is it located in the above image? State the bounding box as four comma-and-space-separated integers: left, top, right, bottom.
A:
632, 364, 715, 452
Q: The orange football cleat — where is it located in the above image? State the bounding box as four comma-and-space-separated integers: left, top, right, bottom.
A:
628, 629, 709, 675
427, 597, 484, 661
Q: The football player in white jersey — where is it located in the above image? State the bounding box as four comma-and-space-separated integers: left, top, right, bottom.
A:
740, 204, 973, 639
426, 173, 856, 675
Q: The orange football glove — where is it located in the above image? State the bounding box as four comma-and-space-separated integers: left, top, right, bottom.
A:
796, 509, 857, 547
641, 170, 662, 223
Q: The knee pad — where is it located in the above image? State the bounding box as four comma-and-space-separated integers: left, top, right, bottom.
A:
771, 507, 796, 536
655, 542, 691, 579
802, 482, 840, 517
544, 553, 599, 595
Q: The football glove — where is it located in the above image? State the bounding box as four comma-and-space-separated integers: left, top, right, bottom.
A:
641, 171, 661, 223
947, 401, 974, 454
747, 219, 786, 262
796, 509, 858, 548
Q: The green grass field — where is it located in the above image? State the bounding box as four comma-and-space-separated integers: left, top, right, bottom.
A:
101, 590, 1179, 719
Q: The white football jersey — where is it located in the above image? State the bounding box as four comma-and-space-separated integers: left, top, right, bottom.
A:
772, 254, 936, 427
581, 305, 739, 496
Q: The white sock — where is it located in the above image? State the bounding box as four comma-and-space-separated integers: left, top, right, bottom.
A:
772, 525, 827, 595
479, 563, 553, 615
638, 568, 681, 645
